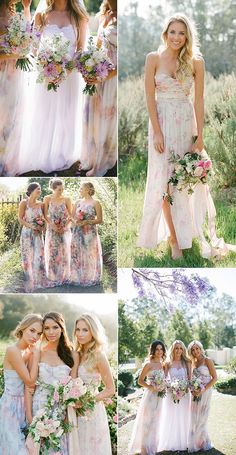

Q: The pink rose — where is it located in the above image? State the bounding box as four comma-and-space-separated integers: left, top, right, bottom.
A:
113, 415, 118, 424
53, 390, 59, 402
59, 376, 71, 386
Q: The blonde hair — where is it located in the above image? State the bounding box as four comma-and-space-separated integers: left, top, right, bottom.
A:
74, 313, 107, 364
99, 0, 110, 16
161, 13, 202, 82
41, 0, 88, 40
188, 340, 205, 362
82, 182, 95, 196
169, 340, 190, 365
14, 314, 43, 339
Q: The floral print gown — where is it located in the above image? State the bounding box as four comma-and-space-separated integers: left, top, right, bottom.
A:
31, 362, 71, 454
0, 370, 28, 454
79, 22, 117, 176
77, 363, 112, 455
158, 366, 191, 451
45, 200, 71, 284
20, 201, 47, 292
137, 73, 236, 258
70, 201, 102, 286
188, 364, 213, 452
128, 369, 165, 455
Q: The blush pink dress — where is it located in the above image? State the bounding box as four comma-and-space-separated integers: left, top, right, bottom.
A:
137, 73, 236, 258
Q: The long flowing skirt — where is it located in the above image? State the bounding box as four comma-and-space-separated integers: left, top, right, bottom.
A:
20, 227, 48, 292
129, 390, 163, 455
0, 392, 28, 455
158, 391, 191, 451
188, 389, 212, 452
77, 401, 112, 454
80, 75, 117, 176
45, 228, 71, 284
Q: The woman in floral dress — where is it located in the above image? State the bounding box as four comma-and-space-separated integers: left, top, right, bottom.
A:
129, 340, 167, 455
71, 182, 103, 286
74, 313, 115, 454
188, 340, 217, 452
79, 0, 117, 176
25, 312, 78, 455
158, 340, 192, 451
137, 13, 236, 259
19, 182, 48, 292
0, 313, 42, 454
44, 178, 72, 285
0, 0, 31, 175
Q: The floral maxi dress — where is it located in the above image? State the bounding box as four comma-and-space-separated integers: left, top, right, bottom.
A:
45, 200, 71, 285
71, 202, 102, 286
20, 201, 47, 292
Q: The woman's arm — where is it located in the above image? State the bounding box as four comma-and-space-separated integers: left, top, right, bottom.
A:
18, 200, 34, 229
203, 358, 217, 391
138, 362, 155, 392
192, 57, 205, 152
70, 351, 80, 379
78, 19, 88, 51
94, 352, 115, 401
145, 52, 164, 153
5, 345, 40, 387
22, 0, 32, 21
87, 201, 103, 226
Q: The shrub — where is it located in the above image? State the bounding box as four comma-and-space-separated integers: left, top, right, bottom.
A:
133, 368, 142, 388
118, 379, 126, 397
225, 357, 236, 375
0, 204, 21, 253
0, 366, 4, 397
215, 375, 236, 394
118, 370, 134, 389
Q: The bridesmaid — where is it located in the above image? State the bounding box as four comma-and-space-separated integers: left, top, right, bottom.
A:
129, 340, 166, 455
44, 178, 72, 285
158, 340, 192, 452
70, 182, 103, 286
0, 313, 42, 454
26, 312, 78, 454
18, 182, 48, 292
0, 0, 31, 175
188, 340, 217, 452
79, 0, 117, 176
74, 313, 115, 454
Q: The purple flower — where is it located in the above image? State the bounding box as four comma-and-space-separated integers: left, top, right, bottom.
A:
44, 63, 58, 78
95, 61, 109, 78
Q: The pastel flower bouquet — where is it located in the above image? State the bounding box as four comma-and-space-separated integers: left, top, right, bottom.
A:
28, 408, 69, 454
150, 370, 167, 398
164, 150, 214, 204
36, 33, 74, 91
56, 375, 96, 417
33, 217, 46, 231
168, 378, 189, 404
189, 374, 205, 402
0, 13, 40, 71
75, 36, 115, 95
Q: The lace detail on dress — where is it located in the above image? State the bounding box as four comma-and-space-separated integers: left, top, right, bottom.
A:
155, 72, 193, 98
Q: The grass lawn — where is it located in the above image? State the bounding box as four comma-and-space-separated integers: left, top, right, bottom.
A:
118, 390, 236, 455
0, 244, 117, 293
118, 183, 236, 268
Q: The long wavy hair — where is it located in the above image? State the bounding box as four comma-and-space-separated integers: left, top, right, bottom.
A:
2, 0, 16, 14
43, 312, 74, 368
169, 340, 190, 367
73, 313, 107, 366
149, 339, 166, 361
41, 0, 88, 38
188, 340, 205, 363
161, 13, 202, 82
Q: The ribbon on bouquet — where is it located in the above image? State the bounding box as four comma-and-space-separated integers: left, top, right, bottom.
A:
25, 434, 40, 455
68, 406, 80, 455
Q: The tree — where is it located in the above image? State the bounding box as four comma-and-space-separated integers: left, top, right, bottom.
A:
196, 320, 212, 349
118, 302, 139, 363
165, 310, 193, 347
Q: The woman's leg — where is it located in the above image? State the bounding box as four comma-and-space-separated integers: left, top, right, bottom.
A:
162, 198, 183, 259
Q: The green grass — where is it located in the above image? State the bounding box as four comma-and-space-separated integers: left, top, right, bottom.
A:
118, 390, 236, 455
118, 156, 236, 268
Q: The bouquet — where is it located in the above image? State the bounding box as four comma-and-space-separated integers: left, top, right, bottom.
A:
0, 13, 40, 71
56, 376, 96, 417
75, 36, 115, 95
164, 150, 214, 204
168, 378, 189, 404
53, 214, 68, 230
28, 408, 70, 453
150, 370, 167, 398
32, 217, 45, 230
78, 209, 86, 221
36, 33, 74, 91
189, 374, 205, 402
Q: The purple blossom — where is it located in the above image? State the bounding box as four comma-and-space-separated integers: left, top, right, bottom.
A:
44, 63, 58, 78
95, 61, 109, 78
